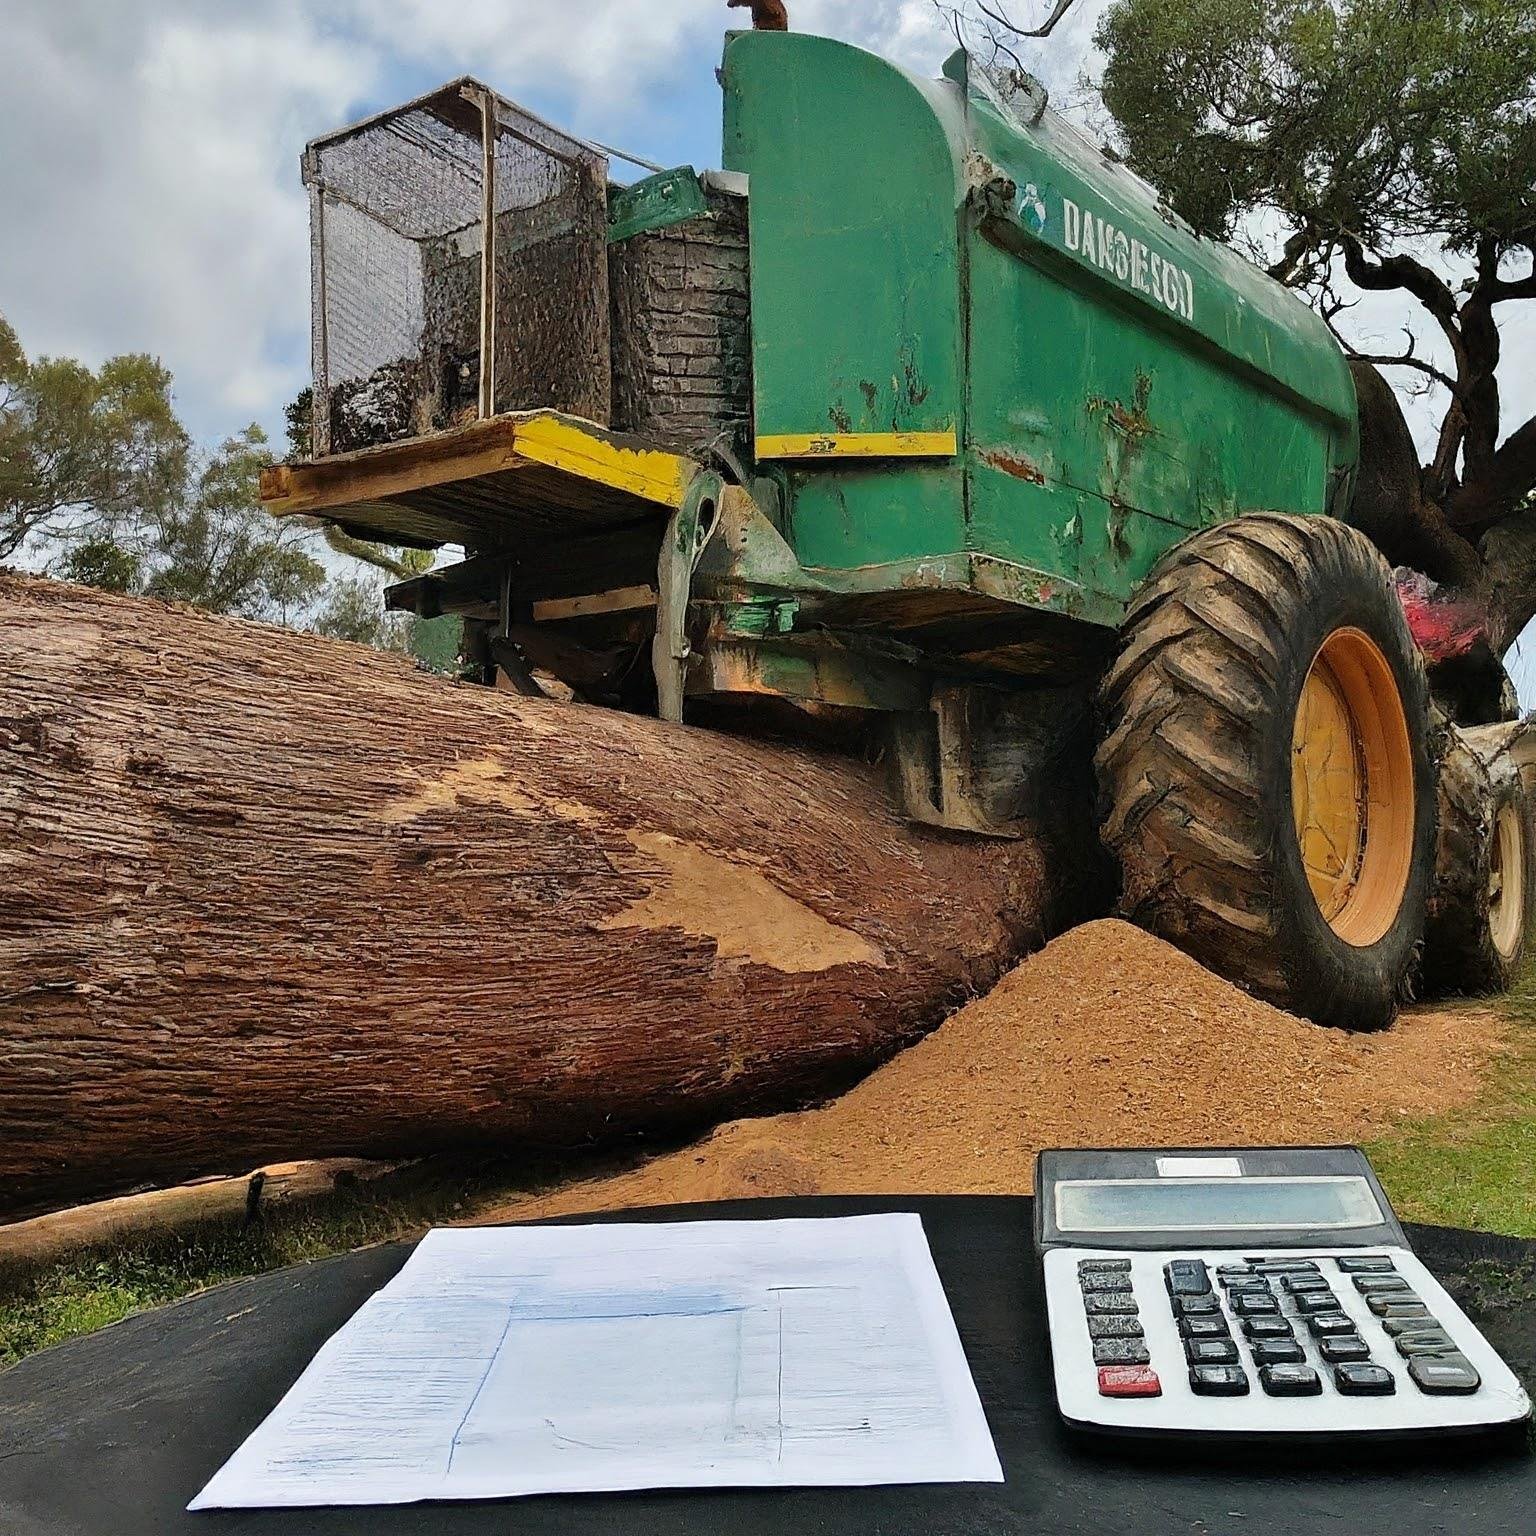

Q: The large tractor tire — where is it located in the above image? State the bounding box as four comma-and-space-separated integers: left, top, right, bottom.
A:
1422, 724, 1533, 995
1097, 514, 1436, 1030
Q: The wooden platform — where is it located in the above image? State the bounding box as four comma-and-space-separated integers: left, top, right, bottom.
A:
259, 411, 696, 548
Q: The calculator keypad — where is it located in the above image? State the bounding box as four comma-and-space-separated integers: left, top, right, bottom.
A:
1250, 1340, 1305, 1366
1335, 1362, 1396, 1396
1259, 1363, 1322, 1396
1097, 1364, 1161, 1397
1092, 1338, 1151, 1365
1408, 1355, 1481, 1395
1070, 1251, 1491, 1408
1318, 1336, 1371, 1363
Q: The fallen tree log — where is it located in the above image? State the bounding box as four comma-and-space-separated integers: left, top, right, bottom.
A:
0, 1159, 402, 1269
0, 575, 1064, 1217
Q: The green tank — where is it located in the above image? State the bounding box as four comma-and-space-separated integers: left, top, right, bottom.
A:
720, 32, 1358, 627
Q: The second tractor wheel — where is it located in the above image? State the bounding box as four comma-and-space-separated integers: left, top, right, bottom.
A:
1097, 514, 1436, 1030
1422, 725, 1533, 995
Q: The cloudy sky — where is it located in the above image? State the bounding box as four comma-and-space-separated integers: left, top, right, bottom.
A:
0, 1, 966, 442
0, 0, 1109, 445
4, 0, 1533, 685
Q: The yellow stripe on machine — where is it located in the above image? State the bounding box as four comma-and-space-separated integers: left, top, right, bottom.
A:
513, 413, 693, 507
755, 429, 959, 461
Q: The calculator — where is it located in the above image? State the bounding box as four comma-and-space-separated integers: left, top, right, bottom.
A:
1037, 1146, 1531, 1440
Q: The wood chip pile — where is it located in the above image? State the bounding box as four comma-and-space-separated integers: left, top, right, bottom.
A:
491, 920, 1506, 1222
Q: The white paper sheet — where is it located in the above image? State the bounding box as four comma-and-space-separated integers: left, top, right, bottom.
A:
190, 1213, 1002, 1509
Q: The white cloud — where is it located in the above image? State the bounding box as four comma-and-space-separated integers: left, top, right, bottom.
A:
340, 0, 963, 107
1, 1, 374, 438
796, 0, 957, 73
337, 0, 717, 121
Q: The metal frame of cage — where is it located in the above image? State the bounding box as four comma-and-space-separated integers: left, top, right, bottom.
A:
301, 78, 611, 460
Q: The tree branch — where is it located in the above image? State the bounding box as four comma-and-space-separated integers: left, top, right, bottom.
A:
973, 0, 1080, 39
1338, 233, 1463, 342
1340, 327, 1458, 396
1266, 223, 1318, 285
1448, 414, 1536, 532
311, 523, 420, 582
1488, 262, 1536, 304
1337, 234, 1478, 500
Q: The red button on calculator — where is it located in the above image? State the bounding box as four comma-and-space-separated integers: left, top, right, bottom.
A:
1098, 1365, 1162, 1398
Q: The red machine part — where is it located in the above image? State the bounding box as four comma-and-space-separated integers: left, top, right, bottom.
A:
1394, 568, 1489, 665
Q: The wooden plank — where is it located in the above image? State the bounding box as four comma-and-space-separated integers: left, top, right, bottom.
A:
531, 584, 657, 622
510, 413, 691, 506
258, 416, 525, 515
259, 413, 696, 535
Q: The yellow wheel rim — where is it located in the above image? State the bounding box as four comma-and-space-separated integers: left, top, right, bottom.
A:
1489, 802, 1526, 961
1290, 628, 1415, 948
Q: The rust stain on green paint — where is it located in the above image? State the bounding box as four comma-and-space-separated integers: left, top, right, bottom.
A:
980, 448, 1047, 485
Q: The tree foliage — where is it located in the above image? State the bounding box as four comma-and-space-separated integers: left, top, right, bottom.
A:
0, 310, 438, 650
58, 534, 143, 594
1100, 0, 1536, 254
311, 576, 462, 674
1095, 0, 1536, 556
311, 575, 410, 649
0, 315, 188, 562
143, 426, 328, 620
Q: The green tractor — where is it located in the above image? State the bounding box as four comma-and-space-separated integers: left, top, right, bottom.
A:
264, 32, 1532, 1028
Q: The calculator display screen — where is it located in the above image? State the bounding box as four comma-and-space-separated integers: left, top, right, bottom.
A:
1054, 1176, 1384, 1234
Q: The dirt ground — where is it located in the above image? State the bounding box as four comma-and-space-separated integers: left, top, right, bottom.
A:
480, 920, 1509, 1224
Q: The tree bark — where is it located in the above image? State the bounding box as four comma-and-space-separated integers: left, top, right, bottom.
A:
1347, 359, 1536, 680
0, 575, 1056, 1218
1346, 359, 1482, 589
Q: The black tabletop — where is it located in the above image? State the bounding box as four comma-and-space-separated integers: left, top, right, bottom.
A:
2, 1194, 1535, 1536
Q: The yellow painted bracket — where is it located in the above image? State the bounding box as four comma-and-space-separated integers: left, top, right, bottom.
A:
754, 429, 959, 461
512, 413, 693, 508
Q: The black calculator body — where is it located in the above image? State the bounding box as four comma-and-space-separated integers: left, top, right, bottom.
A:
1036, 1146, 1531, 1441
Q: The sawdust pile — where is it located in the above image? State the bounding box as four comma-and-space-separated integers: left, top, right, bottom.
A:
488, 921, 1506, 1223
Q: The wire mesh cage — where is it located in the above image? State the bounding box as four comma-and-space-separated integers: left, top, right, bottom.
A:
303, 79, 611, 459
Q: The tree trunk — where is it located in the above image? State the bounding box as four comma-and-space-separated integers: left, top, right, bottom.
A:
1346, 359, 1534, 717
0, 575, 1056, 1218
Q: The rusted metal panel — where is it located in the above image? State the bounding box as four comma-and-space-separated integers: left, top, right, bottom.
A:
890, 683, 1093, 838
693, 640, 930, 713
721, 34, 1357, 624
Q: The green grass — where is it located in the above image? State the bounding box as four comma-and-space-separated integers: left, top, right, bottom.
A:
0, 1154, 602, 1370
1366, 969, 1536, 1237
